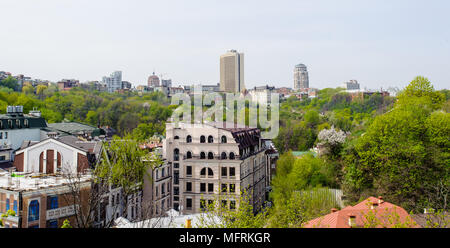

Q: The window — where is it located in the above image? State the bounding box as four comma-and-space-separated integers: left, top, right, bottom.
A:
208, 135, 214, 143
162, 184, 165, 195
13, 200, 17, 213
174, 163, 179, 169
186, 198, 192, 209
229, 152, 235, 160
28, 200, 39, 222
221, 167, 227, 177
0, 132, 2, 139
47, 220, 58, 228
186, 166, 192, 176
0, 121, 3, 129
200, 135, 206, 143
24, 119, 29, 127
174, 171, 179, 185
162, 168, 165, 177
230, 200, 236, 210
6, 198, 9, 211
47, 196, 58, 210
186, 135, 192, 143
8, 120, 13, 129
221, 200, 227, 208
156, 187, 159, 197
174, 187, 179, 196
200, 183, 206, 192
208, 152, 214, 159
208, 200, 214, 207
173, 149, 179, 161
200, 199, 206, 210
221, 152, 227, 160
221, 184, 228, 193
174, 136, 179, 140
16, 120, 21, 128
200, 168, 206, 177
4, 132, 7, 139
208, 183, 214, 192
221, 135, 227, 143
186, 182, 192, 192
0, 156, 6, 161
186, 151, 192, 159
208, 168, 214, 177
200, 152, 206, 159
230, 184, 236, 193
229, 167, 235, 177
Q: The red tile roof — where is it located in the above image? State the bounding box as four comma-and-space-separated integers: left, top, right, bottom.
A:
303, 196, 419, 228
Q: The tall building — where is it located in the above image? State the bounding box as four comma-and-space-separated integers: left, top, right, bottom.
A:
293, 64, 309, 91
220, 50, 245, 93
342, 80, 360, 91
103, 71, 122, 93
148, 72, 160, 87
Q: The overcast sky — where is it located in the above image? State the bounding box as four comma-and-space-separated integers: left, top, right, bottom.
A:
1, 0, 449, 90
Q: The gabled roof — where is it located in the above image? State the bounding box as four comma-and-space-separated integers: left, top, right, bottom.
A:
16, 136, 102, 155
303, 197, 419, 228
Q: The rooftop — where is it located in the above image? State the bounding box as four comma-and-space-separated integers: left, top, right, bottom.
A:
47, 122, 97, 135
0, 170, 92, 192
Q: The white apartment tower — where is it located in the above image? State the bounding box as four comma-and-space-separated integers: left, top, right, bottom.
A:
294, 64, 309, 91
220, 50, 245, 93
103, 71, 122, 93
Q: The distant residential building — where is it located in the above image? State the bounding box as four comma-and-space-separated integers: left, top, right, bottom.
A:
103, 71, 122, 93
220, 50, 245, 93
183, 83, 220, 95
136, 85, 151, 92
0, 106, 47, 151
122, 81, 132, 90
80, 81, 107, 92
303, 196, 419, 228
57, 79, 80, 91
148, 72, 160, 87
294, 64, 309, 90
248, 85, 276, 104
161, 79, 172, 88
342, 80, 360, 90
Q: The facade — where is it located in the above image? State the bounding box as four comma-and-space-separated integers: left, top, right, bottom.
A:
143, 155, 171, 217
0, 106, 47, 152
13, 136, 101, 175
57, 79, 80, 91
122, 81, 132, 90
103, 71, 122, 93
293, 64, 309, 90
342, 80, 360, 90
148, 72, 160, 87
0, 171, 92, 228
161, 79, 172, 88
248, 85, 276, 105
163, 122, 269, 215
220, 50, 245, 93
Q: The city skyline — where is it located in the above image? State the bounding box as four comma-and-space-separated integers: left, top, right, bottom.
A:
1, 0, 449, 90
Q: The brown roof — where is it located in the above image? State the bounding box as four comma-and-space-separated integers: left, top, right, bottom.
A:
303, 196, 420, 228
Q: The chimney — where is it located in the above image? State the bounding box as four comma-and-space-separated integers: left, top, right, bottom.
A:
348, 214, 356, 227
378, 196, 383, 205
331, 208, 338, 213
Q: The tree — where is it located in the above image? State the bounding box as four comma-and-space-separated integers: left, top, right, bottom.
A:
343, 76, 449, 212
22, 84, 34, 95
0, 76, 18, 90
36, 85, 48, 100
317, 126, 347, 158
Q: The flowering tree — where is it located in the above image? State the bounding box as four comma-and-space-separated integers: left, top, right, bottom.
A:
317, 126, 347, 157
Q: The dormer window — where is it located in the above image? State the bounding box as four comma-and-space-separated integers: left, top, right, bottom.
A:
8, 120, 13, 129
16, 119, 21, 128
24, 119, 29, 128
0, 121, 3, 129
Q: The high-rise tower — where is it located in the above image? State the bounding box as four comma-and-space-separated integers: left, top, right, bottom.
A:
220, 50, 245, 93
293, 64, 309, 90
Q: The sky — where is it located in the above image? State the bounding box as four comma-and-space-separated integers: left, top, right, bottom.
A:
1, 0, 449, 90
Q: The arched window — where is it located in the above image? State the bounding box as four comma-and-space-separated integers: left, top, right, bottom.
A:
200, 152, 206, 159
208, 152, 214, 159
186, 135, 192, 143
16, 119, 21, 128
208, 135, 214, 143
174, 136, 179, 140
221, 135, 227, 143
200, 168, 206, 177
229, 152, 235, 160
186, 151, 192, 159
8, 120, 13, 129
28, 200, 39, 222
221, 152, 227, 160
0, 121, 3, 129
200, 135, 206, 143
208, 168, 213, 177
173, 148, 179, 161
24, 119, 29, 128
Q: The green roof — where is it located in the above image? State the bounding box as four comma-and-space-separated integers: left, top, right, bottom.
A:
291, 150, 317, 157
